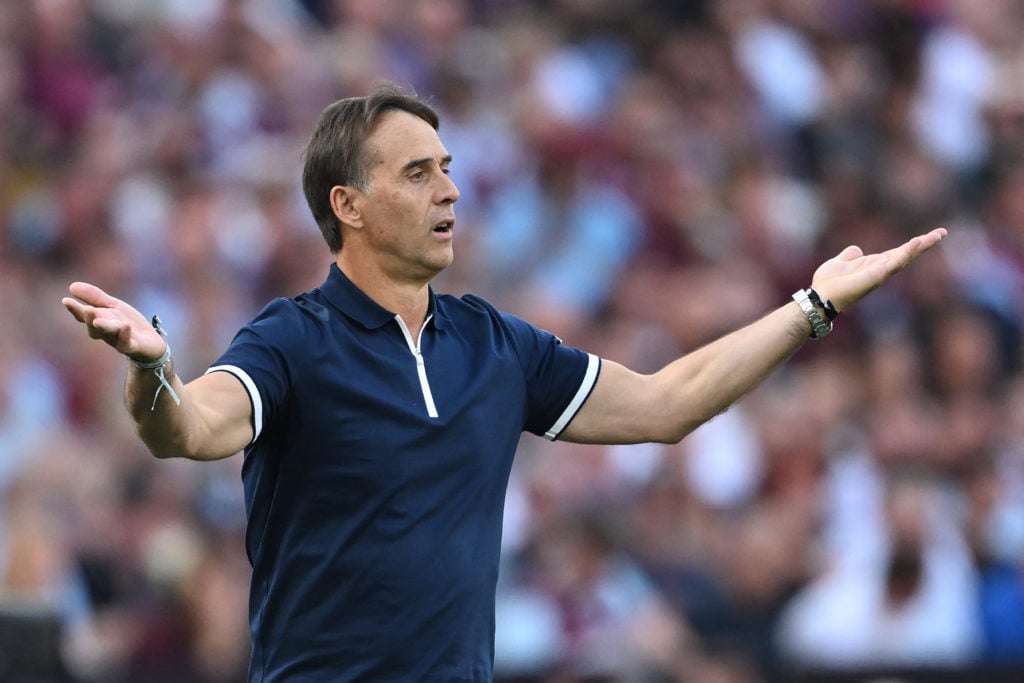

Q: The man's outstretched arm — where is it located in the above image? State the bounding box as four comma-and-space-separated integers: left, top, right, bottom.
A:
62, 282, 253, 460
561, 228, 947, 445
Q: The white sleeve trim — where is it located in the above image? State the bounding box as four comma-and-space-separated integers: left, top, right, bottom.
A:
544, 353, 600, 441
205, 365, 263, 444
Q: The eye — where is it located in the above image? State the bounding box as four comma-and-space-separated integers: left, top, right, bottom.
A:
409, 170, 426, 181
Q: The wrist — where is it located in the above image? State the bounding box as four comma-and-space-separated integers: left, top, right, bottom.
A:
128, 315, 181, 410
126, 314, 172, 367
127, 344, 170, 367
792, 287, 837, 339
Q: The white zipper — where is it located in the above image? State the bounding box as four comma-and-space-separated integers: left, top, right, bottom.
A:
394, 315, 439, 418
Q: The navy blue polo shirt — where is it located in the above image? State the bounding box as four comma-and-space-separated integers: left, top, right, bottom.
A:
206, 263, 600, 682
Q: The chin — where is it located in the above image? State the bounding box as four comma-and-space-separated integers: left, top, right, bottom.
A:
430, 258, 453, 276
429, 247, 454, 271
418, 255, 453, 280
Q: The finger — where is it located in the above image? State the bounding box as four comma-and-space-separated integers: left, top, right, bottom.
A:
64, 297, 111, 330
906, 228, 947, 254
65, 295, 118, 336
91, 316, 124, 335
889, 228, 947, 268
62, 297, 90, 323
67, 281, 118, 309
916, 228, 947, 254
88, 315, 133, 351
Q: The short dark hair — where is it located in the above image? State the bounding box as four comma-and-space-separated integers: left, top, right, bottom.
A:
302, 83, 440, 253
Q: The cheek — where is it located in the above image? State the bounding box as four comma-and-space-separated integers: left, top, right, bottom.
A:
379, 190, 418, 222
361, 186, 424, 242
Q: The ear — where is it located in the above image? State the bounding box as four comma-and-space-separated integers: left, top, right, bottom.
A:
330, 185, 364, 230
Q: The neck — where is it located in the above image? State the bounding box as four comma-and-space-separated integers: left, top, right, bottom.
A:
335, 252, 432, 332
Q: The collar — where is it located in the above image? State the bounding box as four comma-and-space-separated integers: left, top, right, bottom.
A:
318, 263, 448, 331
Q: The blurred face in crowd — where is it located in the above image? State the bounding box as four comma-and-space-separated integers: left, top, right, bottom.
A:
341, 110, 459, 283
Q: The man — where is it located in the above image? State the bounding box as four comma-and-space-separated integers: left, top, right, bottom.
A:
62, 83, 947, 681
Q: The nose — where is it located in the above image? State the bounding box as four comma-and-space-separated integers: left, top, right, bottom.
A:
437, 171, 460, 205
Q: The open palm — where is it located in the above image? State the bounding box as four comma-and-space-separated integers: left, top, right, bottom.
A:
811, 228, 947, 312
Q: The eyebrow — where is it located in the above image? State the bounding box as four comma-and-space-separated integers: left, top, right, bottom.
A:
400, 154, 452, 174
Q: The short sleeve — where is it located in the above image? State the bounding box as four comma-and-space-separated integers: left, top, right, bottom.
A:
205, 298, 301, 445
495, 309, 601, 440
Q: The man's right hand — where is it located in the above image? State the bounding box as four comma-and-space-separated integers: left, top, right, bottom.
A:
62, 282, 168, 363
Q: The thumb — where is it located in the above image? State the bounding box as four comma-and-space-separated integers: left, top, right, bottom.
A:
836, 245, 863, 261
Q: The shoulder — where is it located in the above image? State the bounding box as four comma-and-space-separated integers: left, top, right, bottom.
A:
437, 293, 526, 336
241, 290, 334, 350
438, 293, 565, 359
249, 296, 310, 331
445, 292, 500, 317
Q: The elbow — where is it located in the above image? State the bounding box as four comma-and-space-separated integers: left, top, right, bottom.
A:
642, 376, 706, 444
653, 422, 697, 445
142, 431, 239, 461
138, 427, 201, 460
657, 405, 732, 444
645, 402, 711, 444
642, 410, 699, 444
148, 443, 216, 461
145, 440, 192, 460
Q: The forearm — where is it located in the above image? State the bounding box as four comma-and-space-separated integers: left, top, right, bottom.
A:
649, 301, 810, 441
126, 359, 200, 459
126, 361, 249, 461
563, 301, 811, 445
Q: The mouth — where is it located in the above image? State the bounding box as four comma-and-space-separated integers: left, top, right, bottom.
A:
432, 219, 454, 235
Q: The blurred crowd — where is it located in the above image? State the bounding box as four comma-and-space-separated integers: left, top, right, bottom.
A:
1, 0, 1023, 681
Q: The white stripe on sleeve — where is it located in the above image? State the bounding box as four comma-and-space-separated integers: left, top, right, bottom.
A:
544, 353, 600, 441
205, 365, 263, 444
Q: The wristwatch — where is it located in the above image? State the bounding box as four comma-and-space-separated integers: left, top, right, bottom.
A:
792, 288, 836, 339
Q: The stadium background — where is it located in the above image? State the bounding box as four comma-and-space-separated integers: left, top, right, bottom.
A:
0, 0, 1023, 681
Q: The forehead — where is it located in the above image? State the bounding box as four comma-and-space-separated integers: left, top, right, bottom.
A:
365, 110, 447, 170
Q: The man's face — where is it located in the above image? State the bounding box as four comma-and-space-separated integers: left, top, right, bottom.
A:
353, 110, 459, 282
